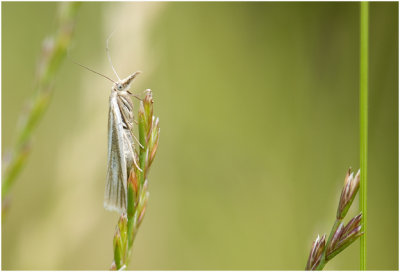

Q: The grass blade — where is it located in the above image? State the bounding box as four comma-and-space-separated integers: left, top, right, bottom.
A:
359, 2, 369, 270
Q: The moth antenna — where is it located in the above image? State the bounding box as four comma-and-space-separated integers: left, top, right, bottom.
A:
106, 29, 121, 81
72, 60, 116, 84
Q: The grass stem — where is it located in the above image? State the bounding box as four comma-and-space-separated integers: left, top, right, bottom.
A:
111, 91, 160, 270
359, 2, 369, 270
2, 2, 81, 199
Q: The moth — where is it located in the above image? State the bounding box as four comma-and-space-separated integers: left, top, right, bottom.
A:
104, 71, 143, 213
75, 35, 143, 214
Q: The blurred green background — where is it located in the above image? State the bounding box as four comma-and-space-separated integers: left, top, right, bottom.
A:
2, 2, 398, 270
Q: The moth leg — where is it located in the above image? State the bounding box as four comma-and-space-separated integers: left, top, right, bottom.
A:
116, 96, 145, 150
122, 130, 143, 173
124, 127, 144, 149
117, 102, 137, 125
126, 90, 143, 100
125, 90, 143, 101
116, 99, 144, 149
131, 131, 144, 149
118, 115, 144, 150
132, 151, 143, 172
132, 94, 143, 101
117, 98, 133, 126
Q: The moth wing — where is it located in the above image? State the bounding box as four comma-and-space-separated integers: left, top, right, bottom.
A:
104, 96, 129, 213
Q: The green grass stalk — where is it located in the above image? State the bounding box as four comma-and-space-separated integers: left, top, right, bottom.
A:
359, 2, 369, 270
111, 91, 160, 270
2, 2, 81, 199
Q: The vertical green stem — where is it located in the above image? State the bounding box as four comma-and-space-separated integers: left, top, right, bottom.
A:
359, 1, 369, 270
138, 104, 147, 185
1, 2, 81, 199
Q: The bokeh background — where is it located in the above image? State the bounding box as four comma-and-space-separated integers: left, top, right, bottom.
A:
2, 2, 398, 270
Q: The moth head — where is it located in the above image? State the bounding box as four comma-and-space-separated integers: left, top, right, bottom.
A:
113, 71, 141, 92
114, 83, 124, 91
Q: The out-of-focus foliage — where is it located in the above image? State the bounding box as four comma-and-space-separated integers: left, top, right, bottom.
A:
2, 2, 398, 270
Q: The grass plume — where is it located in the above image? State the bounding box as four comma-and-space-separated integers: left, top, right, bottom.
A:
2, 3, 81, 205
110, 90, 160, 270
305, 169, 364, 270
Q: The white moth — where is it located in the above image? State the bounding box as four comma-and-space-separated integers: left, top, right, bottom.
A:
76, 34, 143, 214
104, 72, 142, 213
